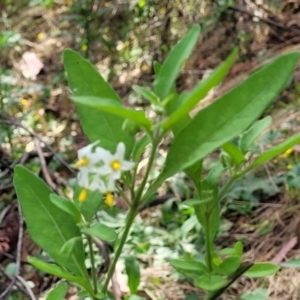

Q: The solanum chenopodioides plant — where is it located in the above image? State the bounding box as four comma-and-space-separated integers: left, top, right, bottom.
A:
13, 23, 300, 300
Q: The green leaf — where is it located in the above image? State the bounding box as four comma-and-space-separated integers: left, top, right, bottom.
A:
244, 262, 279, 278
50, 194, 82, 223
74, 186, 103, 222
125, 256, 140, 294
248, 132, 300, 170
154, 24, 200, 100
160, 48, 238, 131
202, 164, 224, 187
132, 85, 160, 105
61, 237, 82, 257
154, 52, 300, 189
71, 96, 152, 130
81, 223, 117, 242
194, 275, 227, 291
46, 282, 68, 300
13, 166, 88, 280
183, 198, 212, 207
132, 134, 151, 160
28, 256, 91, 293
222, 142, 245, 167
240, 288, 268, 300
234, 241, 243, 257
239, 116, 272, 153
281, 259, 300, 268
153, 61, 161, 75
213, 256, 241, 275
63, 49, 134, 153
170, 259, 208, 276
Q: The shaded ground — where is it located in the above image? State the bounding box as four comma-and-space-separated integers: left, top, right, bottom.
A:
2, 0, 300, 299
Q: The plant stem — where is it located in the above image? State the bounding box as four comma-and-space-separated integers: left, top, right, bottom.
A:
87, 236, 98, 294
102, 203, 138, 293
204, 213, 213, 272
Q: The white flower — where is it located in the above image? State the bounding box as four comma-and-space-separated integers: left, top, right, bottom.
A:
75, 141, 110, 175
97, 142, 134, 180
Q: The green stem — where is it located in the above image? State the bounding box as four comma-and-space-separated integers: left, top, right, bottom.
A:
103, 139, 159, 293
204, 213, 213, 272
208, 175, 237, 215
102, 203, 138, 293
87, 236, 98, 294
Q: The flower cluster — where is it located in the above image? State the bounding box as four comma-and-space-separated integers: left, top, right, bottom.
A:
75, 141, 134, 206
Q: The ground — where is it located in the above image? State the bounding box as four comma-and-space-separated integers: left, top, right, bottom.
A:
1, 0, 300, 299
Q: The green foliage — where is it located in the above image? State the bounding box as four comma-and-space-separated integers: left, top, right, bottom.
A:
12, 24, 300, 300
46, 282, 68, 300
13, 166, 88, 279
81, 223, 117, 242
154, 24, 200, 100
63, 49, 134, 154
244, 262, 279, 278
124, 256, 141, 294
154, 52, 300, 190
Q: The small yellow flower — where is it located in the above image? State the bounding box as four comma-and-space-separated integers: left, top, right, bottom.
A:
79, 188, 88, 202
21, 98, 28, 105
37, 32, 45, 40
287, 164, 293, 170
105, 192, 115, 207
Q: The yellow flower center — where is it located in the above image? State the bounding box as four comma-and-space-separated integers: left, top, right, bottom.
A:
105, 192, 115, 207
76, 157, 89, 167
110, 159, 122, 171
79, 189, 88, 202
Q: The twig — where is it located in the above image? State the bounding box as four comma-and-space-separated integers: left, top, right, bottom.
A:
0, 115, 76, 175
111, 271, 122, 300
0, 264, 31, 298
0, 201, 24, 299
34, 138, 57, 191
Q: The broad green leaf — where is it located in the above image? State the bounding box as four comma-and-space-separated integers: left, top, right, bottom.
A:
63, 49, 134, 154
61, 237, 82, 257
125, 256, 140, 294
132, 85, 160, 105
46, 282, 68, 300
244, 262, 279, 278
239, 116, 272, 153
151, 52, 299, 192
81, 223, 117, 242
71, 96, 152, 130
13, 166, 88, 280
281, 259, 300, 268
213, 256, 241, 275
247, 132, 300, 170
170, 259, 208, 277
28, 256, 92, 294
160, 48, 238, 131
154, 24, 200, 99
194, 275, 227, 291
50, 194, 82, 223
184, 198, 212, 207
222, 142, 245, 167
74, 186, 103, 222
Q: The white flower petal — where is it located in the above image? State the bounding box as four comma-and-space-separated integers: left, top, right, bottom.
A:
116, 142, 126, 159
